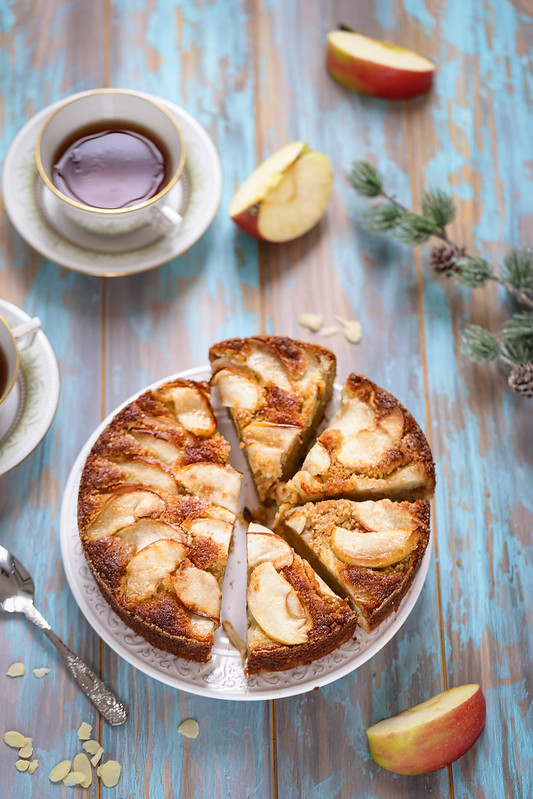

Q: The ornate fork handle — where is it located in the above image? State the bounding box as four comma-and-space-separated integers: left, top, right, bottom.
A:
24, 603, 128, 726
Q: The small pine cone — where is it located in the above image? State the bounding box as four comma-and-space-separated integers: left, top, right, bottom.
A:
508, 362, 533, 397
430, 244, 465, 277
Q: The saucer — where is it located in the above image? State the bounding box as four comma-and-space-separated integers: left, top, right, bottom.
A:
0, 299, 60, 476
1, 91, 222, 276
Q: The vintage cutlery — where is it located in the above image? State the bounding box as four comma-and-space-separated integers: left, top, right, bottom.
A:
0, 543, 128, 725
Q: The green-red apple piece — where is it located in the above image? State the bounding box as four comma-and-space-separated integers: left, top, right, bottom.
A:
366, 684, 486, 775
327, 30, 436, 100
230, 143, 333, 242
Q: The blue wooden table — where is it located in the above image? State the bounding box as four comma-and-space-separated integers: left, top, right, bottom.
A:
1, 1, 532, 797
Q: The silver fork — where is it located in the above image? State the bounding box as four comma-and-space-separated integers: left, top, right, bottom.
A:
0, 543, 128, 725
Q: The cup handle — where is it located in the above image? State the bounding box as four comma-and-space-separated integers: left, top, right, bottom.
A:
11, 317, 41, 352
151, 205, 183, 233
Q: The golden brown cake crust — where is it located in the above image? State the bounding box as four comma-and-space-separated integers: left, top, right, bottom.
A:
78, 378, 240, 664
276, 498, 430, 632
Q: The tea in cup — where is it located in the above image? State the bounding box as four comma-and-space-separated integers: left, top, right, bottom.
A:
35, 89, 185, 238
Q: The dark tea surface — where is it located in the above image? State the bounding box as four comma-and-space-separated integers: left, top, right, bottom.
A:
52, 124, 168, 209
0, 346, 8, 399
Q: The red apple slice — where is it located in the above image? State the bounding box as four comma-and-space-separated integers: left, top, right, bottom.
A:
366, 684, 486, 775
230, 143, 333, 242
327, 30, 436, 100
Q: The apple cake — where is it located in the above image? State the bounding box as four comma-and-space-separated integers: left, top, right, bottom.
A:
245, 524, 358, 674
78, 379, 242, 663
280, 374, 435, 507
276, 498, 430, 631
209, 336, 336, 503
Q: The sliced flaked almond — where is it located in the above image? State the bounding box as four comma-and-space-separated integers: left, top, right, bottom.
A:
337, 316, 362, 344
6, 661, 25, 677
110, 457, 178, 495
298, 312, 323, 332
176, 463, 241, 515
77, 721, 93, 740
247, 528, 294, 570
318, 325, 338, 337
63, 771, 85, 787
331, 525, 418, 567
123, 539, 187, 601
18, 740, 33, 758
73, 752, 92, 788
212, 368, 261, 411
82, 739, 102, 756
3, 731, 29, 748
86, 489, 165, 539
157, 385, 216, 436
28, 759, 39, 774
302, 441, 331, 475
49, 760, 71, 782
15, 759, 30, 772
97, 759, 122, 788
178, 719, 199, 739
247, 562, 311, 645
91, 747, 104, 767
172, 564, 221, 620
116, 518, 186, 552
33, 667, 51, 678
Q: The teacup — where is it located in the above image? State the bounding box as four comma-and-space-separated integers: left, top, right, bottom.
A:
0, 315, 41, 430
35, 89, 185, 237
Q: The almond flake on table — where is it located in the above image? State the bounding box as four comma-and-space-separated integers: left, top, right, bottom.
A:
49, 760, 72, 783
28, 759, 39, 774
77, 721, 92, 740
15, 759, 30, 772
3, 731, 30, 748
90, 746, 104, 767
73, 752, 92, 788
33, 667, 51, 678
63, 771, 85, 787
178, 719, 199, 739
318, 326, 338, 337
18, 740, 33, 758
82, 739, 102, 755
298, 313, 323, 332
336, 316, 362, 344
6, 662, 25, 677
97, 759, 122, 788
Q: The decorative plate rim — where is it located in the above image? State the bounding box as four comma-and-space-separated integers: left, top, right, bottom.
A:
59, 366, 431, 701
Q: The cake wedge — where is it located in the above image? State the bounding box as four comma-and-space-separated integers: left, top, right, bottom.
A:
209, 336, 336, 503
276, 498, 430, 631
245, 523, 358, 674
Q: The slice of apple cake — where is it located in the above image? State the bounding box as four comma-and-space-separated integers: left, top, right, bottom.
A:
245, 523, 358, 674
209, 336, 336, 503
78, 379, 242, 663
276, 498, 430, 631
280, 374, 435, 506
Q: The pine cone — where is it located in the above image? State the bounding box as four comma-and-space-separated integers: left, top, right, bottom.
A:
508, 362, 533, 397
430, 244, 465, 277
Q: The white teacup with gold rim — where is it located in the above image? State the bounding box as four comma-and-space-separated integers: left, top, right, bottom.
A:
0, 314, 41, 436
35, 89, 185, 237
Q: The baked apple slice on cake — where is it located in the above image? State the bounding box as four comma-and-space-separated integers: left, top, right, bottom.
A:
276, 498, 430, 631
209, 336, 336, 503
245, 523, 358, 674
281, 374, 435, 506
78, 379, 242, 663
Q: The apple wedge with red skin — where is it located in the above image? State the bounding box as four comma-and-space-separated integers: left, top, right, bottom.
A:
327, 30, 436, 100
366, 684, 486, 775
230, 142, 334, 242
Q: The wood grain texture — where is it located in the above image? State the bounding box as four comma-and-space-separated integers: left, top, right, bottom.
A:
1, 0, 531, 797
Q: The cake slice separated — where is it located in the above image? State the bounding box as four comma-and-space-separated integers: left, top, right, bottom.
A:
280, 374, 435, 507
78, 379, 242, 663
245, 523, 358, 674
209, 336, 336, 503
276, 498, 430, 632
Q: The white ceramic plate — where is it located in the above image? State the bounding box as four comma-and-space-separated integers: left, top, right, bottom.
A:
1, 91, 222, 276
0, 299, 60, 476
60, 367, 431, 700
